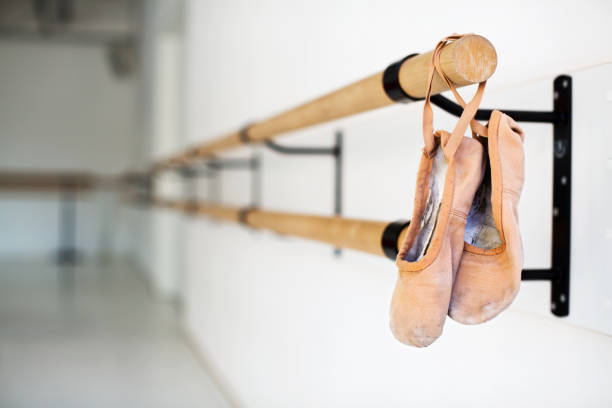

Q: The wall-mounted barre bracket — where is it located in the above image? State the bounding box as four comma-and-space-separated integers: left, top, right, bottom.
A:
263, 131, 343, 255
123, 172, 153, 205
414, 75, 572, 317
56, 177, 79, 265
177, 154, 262, 210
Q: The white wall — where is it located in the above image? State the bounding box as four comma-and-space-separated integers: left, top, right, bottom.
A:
0, 41, 139, 258
147, 0, 612, 406
0, 42, 138, 173
132, 0, 186, 298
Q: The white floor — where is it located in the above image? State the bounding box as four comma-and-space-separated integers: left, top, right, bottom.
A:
0, 258, 230, 408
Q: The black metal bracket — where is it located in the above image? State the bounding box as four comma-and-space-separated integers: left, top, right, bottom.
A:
123, 172, 153, 205
179, 154, 262, 209
422, 75, 572, 317
264, 130, 343, 255
57, 178, 79, 265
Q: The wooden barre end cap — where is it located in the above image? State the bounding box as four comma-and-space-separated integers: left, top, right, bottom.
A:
451, 35, 498, 83
399, 35, 497, 99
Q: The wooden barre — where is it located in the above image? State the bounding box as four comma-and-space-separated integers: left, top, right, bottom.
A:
153, 198, 409, 258
155, 34, 496, 169
0, 171, 125, 192
0, 171, 95, 191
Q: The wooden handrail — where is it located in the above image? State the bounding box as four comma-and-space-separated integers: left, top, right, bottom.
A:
0, 171, 95, 191
155, 34, 496, 169
0, 171, 124, 192
153, 198, 409, 258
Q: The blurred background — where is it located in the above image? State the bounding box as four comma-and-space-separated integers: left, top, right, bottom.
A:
0, 0, 611, 407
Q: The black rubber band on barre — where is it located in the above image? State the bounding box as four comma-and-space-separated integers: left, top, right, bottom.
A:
381, 220, 411, 260
382, 54, 423, 103
237, 206, 256, 225
239, 124, 253, 144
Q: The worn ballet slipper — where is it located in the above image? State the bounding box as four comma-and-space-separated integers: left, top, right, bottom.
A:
389, 34, 489, 347
390, 135, 484, 347
449, 110, 525, 324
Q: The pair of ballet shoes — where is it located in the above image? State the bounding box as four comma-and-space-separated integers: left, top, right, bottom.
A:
390, 111, 525, 347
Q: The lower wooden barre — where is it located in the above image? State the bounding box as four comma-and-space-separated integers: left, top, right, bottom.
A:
152, 198, 408, 259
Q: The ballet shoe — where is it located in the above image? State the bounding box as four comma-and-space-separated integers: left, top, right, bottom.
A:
391, 133, 484, 346
449, 110, 525, 324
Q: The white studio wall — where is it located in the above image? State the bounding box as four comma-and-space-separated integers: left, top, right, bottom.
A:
159, 0, 612, 406
148, 173, 186, 300
135, 0, 186, 297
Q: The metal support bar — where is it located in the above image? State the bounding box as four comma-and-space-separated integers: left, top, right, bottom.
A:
264, 131, 344, 255
333, 131, 343, 221
432, 75, 572, 317
264, 141, 338, 156
250, 152, 262, 208
178, 155, 262, 208
549, 75, 572, 316
181, 169, 200, 214
207, 157, 259, 170
430, 94, 563, 124
57, 180, 78, 265
520, 269, 557, 281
